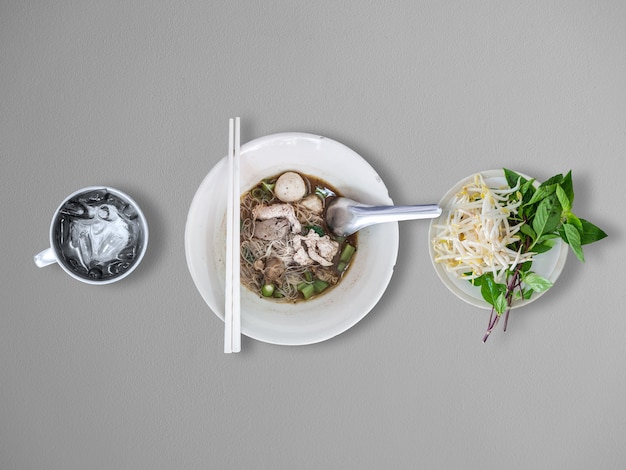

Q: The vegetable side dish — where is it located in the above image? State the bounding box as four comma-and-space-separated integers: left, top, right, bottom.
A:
432, 168, 607, 342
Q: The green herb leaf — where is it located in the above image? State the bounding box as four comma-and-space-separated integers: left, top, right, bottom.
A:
481, 275, 507, 312
494, 293, 508, 315
520, 223, 537, 241
470, 273, 486, 287
556, 184, 571, 212
504, 168, 528, 189
525, 183, 557, 207
532, 199, 549, 237
533, 194, 562, 237
579, 218, 608, 245
539, 174, 565, 190
520, 179, 536, 204
563, 222, 584, 262
566, 212, 583, 232
522, 272, 553, 292
519, 261, 533, 273
532, 242, 554, 254
537, 232, 559, 242
561, 171, 574, 206
547, 194, 564, 232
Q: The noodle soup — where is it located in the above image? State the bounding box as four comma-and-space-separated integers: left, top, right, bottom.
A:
240, 171, 357, 302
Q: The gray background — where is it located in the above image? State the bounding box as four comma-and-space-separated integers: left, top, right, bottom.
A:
2, 1, 625, 469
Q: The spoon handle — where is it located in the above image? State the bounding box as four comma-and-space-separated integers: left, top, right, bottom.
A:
352, 203, 442, 228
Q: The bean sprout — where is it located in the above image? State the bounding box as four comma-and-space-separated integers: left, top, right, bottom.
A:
432, 173, 533, 283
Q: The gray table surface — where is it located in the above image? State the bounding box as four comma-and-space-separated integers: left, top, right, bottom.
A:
2, 1, 625, 469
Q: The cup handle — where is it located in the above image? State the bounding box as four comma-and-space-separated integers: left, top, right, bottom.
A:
34, 248, 57, 268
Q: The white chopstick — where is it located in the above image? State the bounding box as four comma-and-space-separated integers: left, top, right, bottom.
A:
232, 117, 241, 352
224, 117, 241, 353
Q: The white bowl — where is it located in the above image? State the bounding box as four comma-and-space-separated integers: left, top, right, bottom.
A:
185, 133, 399, 345
428, 169, 568, 310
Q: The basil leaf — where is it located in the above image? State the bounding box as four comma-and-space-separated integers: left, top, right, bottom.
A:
525, 184, 556, 206
563, 222, 585, 262
539, 231, 559, 240
481, 275, 506, 310
543, 194, 563, 234
556, 184, 571, 212
504, 168, 522, 189
519, 261, 533, 272
494, 293, 508, 315
520, 180, 536, 208
504, 168, 531, 191
539, 174, 564, 188
561, 170, 574, 206
532, 242, 554, 254
566, 212, 583, 232
520, 223, 536, 241
470, 273, 487, 287
579, 218, 608, 245
532, 199, 549, 237
523, 272, 554, 292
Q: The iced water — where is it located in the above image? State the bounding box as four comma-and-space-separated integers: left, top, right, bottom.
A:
53, 189, 145, 281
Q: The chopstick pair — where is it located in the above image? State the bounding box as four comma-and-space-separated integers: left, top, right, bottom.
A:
224, 117, 241, 353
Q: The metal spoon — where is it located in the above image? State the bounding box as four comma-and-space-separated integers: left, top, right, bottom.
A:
325, 196, 442, 237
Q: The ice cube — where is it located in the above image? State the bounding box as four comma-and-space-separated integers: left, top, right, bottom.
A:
77, 189, 108, 204
60, 201, 90, 218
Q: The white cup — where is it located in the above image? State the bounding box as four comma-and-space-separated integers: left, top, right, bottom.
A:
34, 186, 149, 285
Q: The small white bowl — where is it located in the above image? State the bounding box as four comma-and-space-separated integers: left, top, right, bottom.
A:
428, 169, 568, 310
185, 133, 399, 345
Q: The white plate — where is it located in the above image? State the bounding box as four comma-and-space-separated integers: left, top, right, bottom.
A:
185, 133, 399, 345
428, 169, 568, 310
